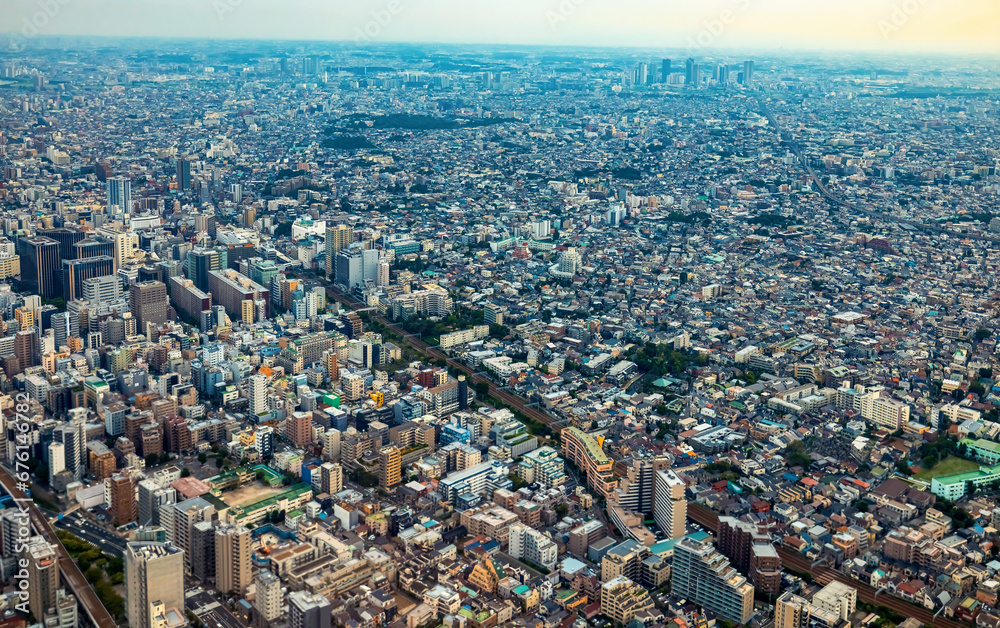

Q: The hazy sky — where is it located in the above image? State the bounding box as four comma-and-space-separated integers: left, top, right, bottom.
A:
7, 0, 1000, 54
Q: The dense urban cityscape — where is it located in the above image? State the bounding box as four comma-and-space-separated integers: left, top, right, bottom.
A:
0, 25, 1000, 628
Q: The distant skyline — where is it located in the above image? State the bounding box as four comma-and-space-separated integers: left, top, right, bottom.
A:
6, 0, 1000, 55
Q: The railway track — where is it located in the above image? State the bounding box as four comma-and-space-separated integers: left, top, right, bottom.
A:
688, 503, 969, 628
320, 283, 568, 433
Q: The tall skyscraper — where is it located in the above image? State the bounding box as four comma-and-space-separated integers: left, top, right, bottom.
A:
130, 281, 169, 331
685, 58, 695, 84
661, 59, 671, 82
61, 255, 115, 301
743, 60, 755, 88
324, 224, 353, 278
17, 236, 60, 299
176, 157, 192, 191
186, 248, 226, 293
107, 176, 132, 214
215, 525, 252, 596
125, 542, 185, 628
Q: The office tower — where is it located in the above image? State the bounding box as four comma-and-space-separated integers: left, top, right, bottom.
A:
231, 184, 243, 204
130, 281, 169, 331
186, 248, 226, 293
672, 538, 755, 625
61, 255, 115, 301
254, 570, 282, 627
636, 62, 648, 85
324, 224, 353, 278
110, 473, 138, 526
51, 310, 79, 349
242, 205, 255, 229
288, 591, 332, 628
176, 157, 191, 191
38, 227, 85, 260
379, 445, 401, 489
208, 269, 269, 324
743, 60, 755, 87
335, 248, 379, 289
215, 525, 252, 596
685, 58, 695, 84
248, 374, 268, 416
107, 176, 132, 213
653, 469, 687, 539
74, 236, 116, 261
125, 542, 185, 628
191, 521, 216, 582
17, 236, 60, 299
661, 58, 671, 82
25, 538, 59, 621
601, 576, 654, 625
717, 63, 730, 85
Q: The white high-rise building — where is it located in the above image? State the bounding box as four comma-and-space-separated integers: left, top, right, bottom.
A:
653, 469, 687, 540
508, 522, 558, 572
377, 260, 390, 287
48, 442, 65, 479
83, 275, 123, 305
248, 374, 267, 416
